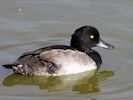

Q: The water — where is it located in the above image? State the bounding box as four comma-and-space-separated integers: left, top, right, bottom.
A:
0, 0, 133, 100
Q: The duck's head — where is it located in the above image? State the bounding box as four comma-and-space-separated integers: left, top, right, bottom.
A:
70, 26, 114, 51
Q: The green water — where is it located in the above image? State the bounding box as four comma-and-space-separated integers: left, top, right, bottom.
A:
0, 0, 133, 100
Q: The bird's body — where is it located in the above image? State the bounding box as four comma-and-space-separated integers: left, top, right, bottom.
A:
2, 26, 114, 76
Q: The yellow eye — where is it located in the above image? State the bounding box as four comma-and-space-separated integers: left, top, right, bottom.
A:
90, 35, 94, 39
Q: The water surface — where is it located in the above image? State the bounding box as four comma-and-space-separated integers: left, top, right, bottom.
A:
0, 0, 133, 100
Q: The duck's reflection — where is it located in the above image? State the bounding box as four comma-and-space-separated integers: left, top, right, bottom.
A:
2, 70, 114, 94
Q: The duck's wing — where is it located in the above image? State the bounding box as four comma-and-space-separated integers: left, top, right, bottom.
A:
2, 53, 59, 75
3, 45, 73, 76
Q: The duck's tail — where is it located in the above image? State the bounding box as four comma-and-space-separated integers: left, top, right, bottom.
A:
2, 64, 17, 69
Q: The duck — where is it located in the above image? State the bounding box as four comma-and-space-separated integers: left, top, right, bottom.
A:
2, 26, 114, 76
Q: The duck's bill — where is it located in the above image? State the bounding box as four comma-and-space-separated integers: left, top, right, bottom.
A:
97, 39, 114, 49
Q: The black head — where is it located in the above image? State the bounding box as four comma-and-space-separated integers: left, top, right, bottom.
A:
70, 26, 114, 52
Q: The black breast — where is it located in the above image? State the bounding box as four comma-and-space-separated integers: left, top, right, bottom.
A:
86, 50, 102, 68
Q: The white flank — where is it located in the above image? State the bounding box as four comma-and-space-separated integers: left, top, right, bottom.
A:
40, 49, 97, 76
